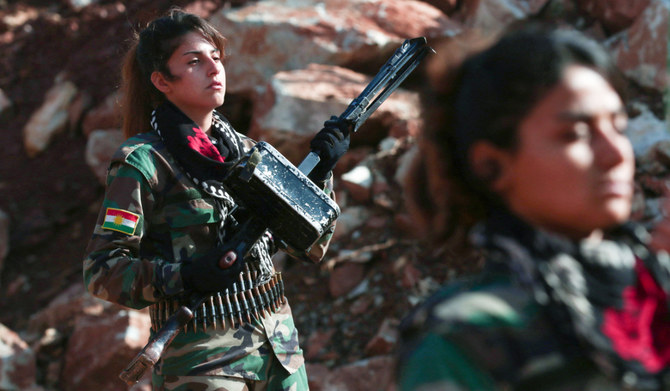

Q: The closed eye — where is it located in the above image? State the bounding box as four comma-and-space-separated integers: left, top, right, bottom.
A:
559, 121, 591, 143
612, 111, 628, 134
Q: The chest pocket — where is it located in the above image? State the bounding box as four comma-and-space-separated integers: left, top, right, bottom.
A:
162, 190, 222, 262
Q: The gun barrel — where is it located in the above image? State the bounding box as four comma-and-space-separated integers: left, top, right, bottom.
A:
340, 37, 433, 131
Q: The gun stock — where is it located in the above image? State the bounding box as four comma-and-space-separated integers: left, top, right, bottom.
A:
119, 306, 194, 385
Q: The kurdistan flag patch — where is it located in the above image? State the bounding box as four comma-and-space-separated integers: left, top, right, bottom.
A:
101, 208, 140, 235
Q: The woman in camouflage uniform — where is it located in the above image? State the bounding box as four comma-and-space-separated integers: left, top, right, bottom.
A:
83, 9, 347, 391
396, 24, 670, 390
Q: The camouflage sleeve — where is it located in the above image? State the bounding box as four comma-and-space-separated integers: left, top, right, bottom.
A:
83, 162, 183, 309
398, 332, 496, 391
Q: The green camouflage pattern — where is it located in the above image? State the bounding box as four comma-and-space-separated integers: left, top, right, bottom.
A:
83, 129, 334, 389
396, 272, 624, 391
153, 301, 307, 389
153, 359, 308, 390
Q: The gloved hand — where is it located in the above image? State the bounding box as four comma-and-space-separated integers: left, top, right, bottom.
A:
180, 248, 243, 293
309, 116, 351, 182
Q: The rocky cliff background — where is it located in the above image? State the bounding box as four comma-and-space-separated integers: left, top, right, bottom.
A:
0, 0, 668, 390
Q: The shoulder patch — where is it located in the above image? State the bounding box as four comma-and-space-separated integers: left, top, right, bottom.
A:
101, 207, 140, 235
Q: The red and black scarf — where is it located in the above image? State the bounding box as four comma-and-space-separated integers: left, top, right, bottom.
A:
474, 210, 670, 390
151, 100, 245, 198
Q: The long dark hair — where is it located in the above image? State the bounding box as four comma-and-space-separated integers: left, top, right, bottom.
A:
120, 8, 226, 138
406, 23, 626, 249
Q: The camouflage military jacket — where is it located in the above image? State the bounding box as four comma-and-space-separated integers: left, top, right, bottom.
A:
397, 272, 618, 391
83, 128, 334, 380
397, 215, 670, 391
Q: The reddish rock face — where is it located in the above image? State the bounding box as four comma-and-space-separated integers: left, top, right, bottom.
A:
0, 323, 39, 391
329, 261, 366, 298
248, 63, 422, 164
62, 310, 151, 391
605, 0, 669, 91
208, 0, 460, 95
578, 0, 651, 33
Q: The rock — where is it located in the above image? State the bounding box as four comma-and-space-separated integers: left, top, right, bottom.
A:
332, 206, 372, 241
625, 106, 670, 158
28, 282, 110, 335
393, 212, 416, 237
85, 129, 125, 184
638, 174, 667, 197
577, 0, 650, 33
305, 329, 336, 360
329, 261, 366, 298
364, 318, 399, 356
81, 91, 122, 137
605, 0, 669, 91
335, 147, 375, 179
33, 328, 65, 389
394, 143, 418, 188
350, 294, 374, 315
62, 309, 151, 391
307, 355, 397, 391
372, 176, 394, 209
249, 63, 421, 163
0, 323, 42, 391
365, 215, 390, 230
305, 363, 331, 391
456, 0, 550, 33
400, 261, 423, 290
22, 78, 78, 157
423, 0, 461, 15
209, 0, 460, 94
67, 91, 92, 134
341, 164, 374, 203
4, 275, 28, 299
653, 140, 670, 169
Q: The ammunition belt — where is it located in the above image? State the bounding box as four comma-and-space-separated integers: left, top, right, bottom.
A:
150, 271, 285, 333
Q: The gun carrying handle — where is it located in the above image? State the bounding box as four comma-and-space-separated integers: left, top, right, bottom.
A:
119, 306, 194, 385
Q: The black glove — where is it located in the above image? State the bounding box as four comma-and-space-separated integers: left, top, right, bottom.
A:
309, 116, 351, 182
180, 248, 244, 293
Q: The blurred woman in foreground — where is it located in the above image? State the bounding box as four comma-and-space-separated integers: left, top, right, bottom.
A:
397, 23, 670, 391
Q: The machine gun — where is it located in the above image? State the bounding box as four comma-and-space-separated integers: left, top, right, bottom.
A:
119, 36, 433, 385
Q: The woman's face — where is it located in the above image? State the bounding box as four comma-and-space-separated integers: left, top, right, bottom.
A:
159, 31, 226, 117
494, 65, 634, 239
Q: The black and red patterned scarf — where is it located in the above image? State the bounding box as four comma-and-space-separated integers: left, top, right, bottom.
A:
150, 101, 276, 281
472, 210, 670, 390
151, 100, 245, 197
